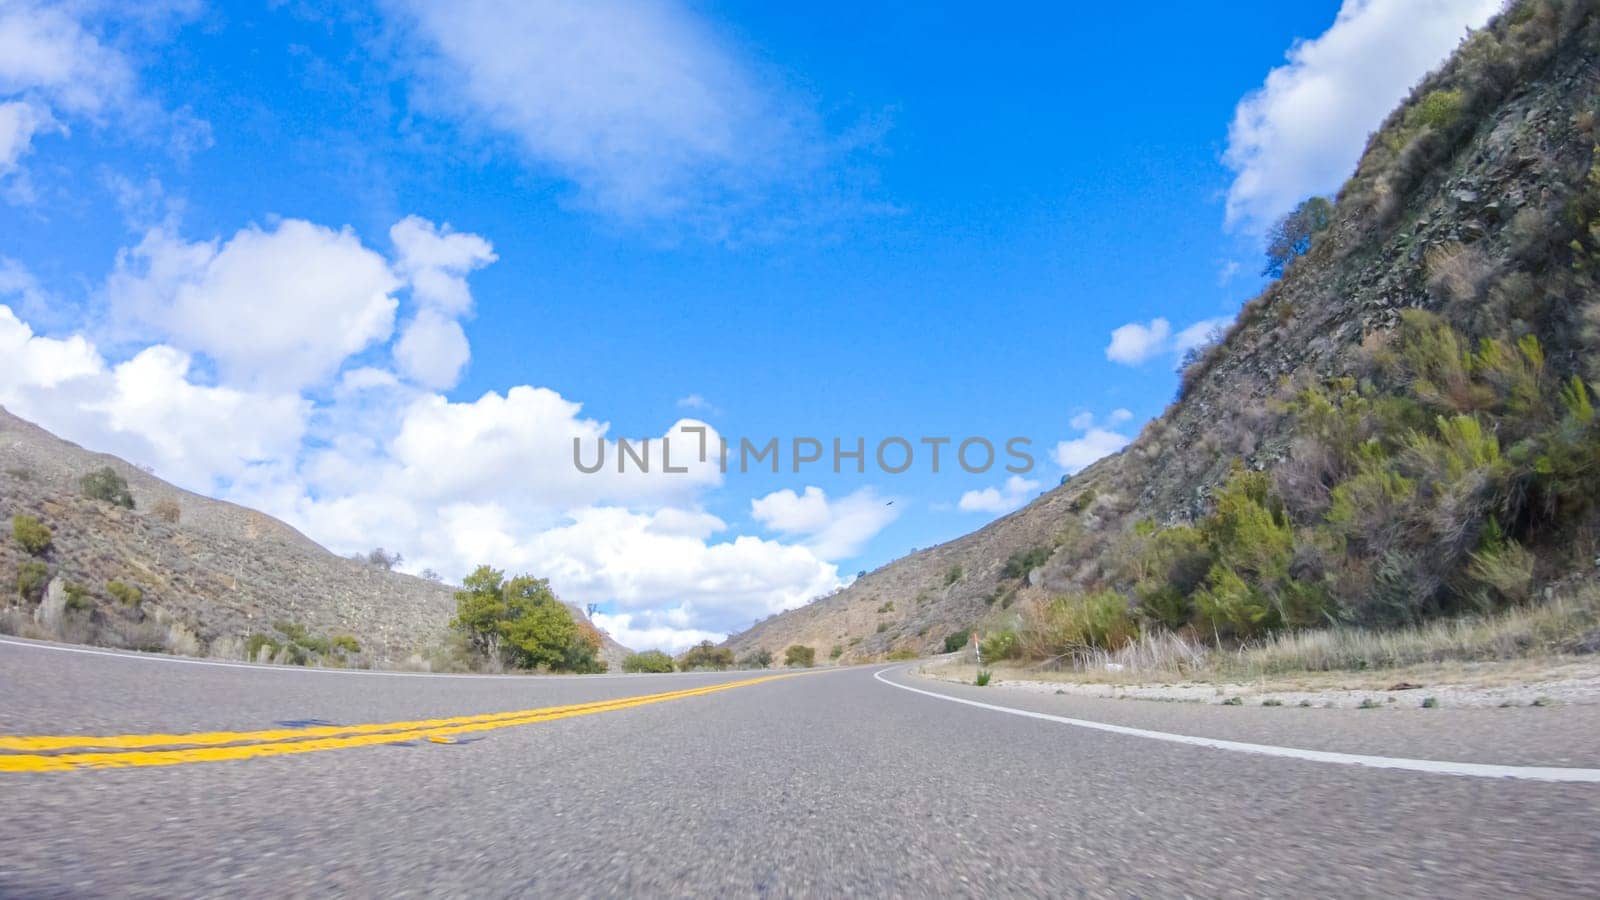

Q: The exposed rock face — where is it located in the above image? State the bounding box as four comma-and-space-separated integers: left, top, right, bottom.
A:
724, 1, 1600, 664
0, 407, 630, 668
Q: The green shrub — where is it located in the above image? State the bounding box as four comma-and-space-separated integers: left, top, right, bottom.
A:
680, 640, 735, 670
784, 644, 815, 668
942, 629, 971, 653
331, 635, 361, 654
63, 582, 92, 612
979, 628, 1019, 662
828, 644, 844, 659
876, 622, 888, 634
1130, 524, 1210, 629
1411, 88, 1464, 132
1068, 488, 1098, 513
11, 515, 51, 555
622, 650, 675, 673
975, 670, 992, 686
1467, 525, 1534, 608
80, 467, 134, 508
1194, 468, 1325, 635
1530, 376, 1600, 516
244, 633, 281, 662
944, 565, 963, 586
1021, 590, 1139, 655
739, 649, 773, 669
17, 560, 48, 600
1000, 545, 1051, 580
877, 600, 894, 613
106, 580, 142, 607
269, 620, 335, 655
887, 649, 918, 661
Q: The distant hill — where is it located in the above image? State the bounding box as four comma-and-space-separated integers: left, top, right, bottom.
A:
726, 0, 1600, 664
0, 407, 630, 669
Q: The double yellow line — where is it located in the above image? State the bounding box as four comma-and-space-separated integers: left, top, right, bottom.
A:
0, 672, 793, 774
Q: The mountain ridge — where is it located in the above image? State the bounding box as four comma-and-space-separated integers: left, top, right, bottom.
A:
0, 404, 631, 669
725, 0, 1600, 664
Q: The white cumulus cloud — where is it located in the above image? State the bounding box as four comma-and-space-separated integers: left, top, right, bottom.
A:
110, 219, 401, 391
957, 474, 1041, 515
1105, 318, 1171, 364
1106, 316, 1232, 366
389, 215, 497, 317
1174, 318, 1230, 356
1223, 0, 1502, 232
1051, 411, 1132, 475
751, 485, 899, 561
0, 304, 307, 491
393, 309, 470, 390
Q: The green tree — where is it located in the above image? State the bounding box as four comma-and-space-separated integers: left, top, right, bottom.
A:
738, 648, 774, 669
452, 566, 510, 660
1263, 196, 1333, 278
450, 566, 599, 672
498, 575, 586, 670
942, 629, 972, 653
622, 650, 676, 673
680, 640, 735, 670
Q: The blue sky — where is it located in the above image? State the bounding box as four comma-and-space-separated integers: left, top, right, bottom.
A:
0, 0, 1502, 650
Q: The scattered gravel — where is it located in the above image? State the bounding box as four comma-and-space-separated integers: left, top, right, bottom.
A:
917, 662, 1600, 709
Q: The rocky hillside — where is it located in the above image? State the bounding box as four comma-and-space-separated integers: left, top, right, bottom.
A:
0, 407, 630, 669
726, 0, 1600, 664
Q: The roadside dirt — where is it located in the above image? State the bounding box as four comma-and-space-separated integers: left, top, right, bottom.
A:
917, 658, 1600, 709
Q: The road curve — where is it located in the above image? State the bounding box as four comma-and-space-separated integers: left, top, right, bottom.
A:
2, 638, 1596, 897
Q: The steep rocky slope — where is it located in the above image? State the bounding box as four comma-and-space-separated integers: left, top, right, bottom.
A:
726, 0, 1600, 663
0, 407, 630, 668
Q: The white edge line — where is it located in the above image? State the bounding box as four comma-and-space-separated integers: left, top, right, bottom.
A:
0, 636, 684, 681
873, 667, 1600, 784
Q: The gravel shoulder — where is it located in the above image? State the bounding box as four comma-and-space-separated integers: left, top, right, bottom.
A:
904, 660, 1600, 769
918, 656, 1600, 709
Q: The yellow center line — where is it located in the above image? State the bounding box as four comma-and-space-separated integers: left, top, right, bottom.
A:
1, 675, 786, 752
0, 672, 799, 773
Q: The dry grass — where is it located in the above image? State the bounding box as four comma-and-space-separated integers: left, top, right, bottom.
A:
958, 587, 1600, 688
1222, 588, 1599, 677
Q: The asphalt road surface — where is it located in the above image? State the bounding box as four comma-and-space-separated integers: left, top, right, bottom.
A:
2, 637, 1598, 898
